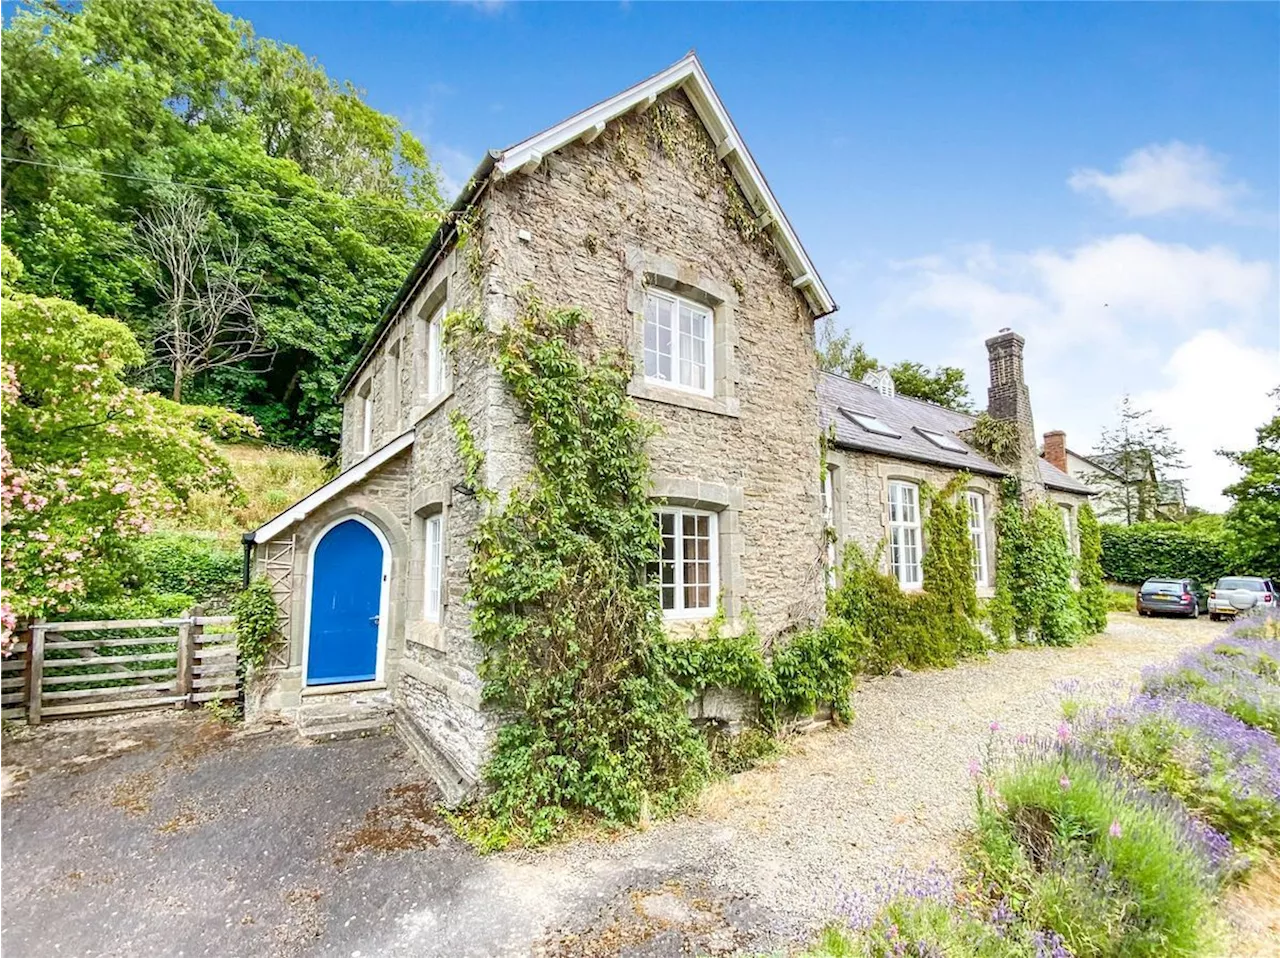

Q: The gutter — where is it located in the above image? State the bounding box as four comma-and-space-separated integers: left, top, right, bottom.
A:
241, 532, 254, 588
335, 152, 500, 399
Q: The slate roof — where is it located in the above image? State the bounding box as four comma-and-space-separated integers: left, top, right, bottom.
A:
818, 372, 1092, 495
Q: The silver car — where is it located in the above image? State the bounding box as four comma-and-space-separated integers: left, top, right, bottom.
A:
1208, 576, 1276, 621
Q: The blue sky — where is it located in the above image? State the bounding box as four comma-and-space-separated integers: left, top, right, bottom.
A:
232, 2, 1279, 507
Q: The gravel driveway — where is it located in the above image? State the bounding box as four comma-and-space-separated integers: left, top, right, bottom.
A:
1, 613, 1223, 957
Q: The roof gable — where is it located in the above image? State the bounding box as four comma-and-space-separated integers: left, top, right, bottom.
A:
340, 53, 832, 398
494, 53, 834, 317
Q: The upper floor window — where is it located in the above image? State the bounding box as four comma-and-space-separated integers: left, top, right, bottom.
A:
821, 465, 837, 581
426, 305, 445, 401
423, 514, 443, 622
967, 491, 988, 587
888, 480, 922, 589
644, 290, 712, 397
359, 385, 374, 455
649, 507, 717, 617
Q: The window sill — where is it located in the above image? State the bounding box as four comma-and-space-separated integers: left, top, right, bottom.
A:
412, 387, 454, 428
406, 618, 447, 653
628, 379, 740, 418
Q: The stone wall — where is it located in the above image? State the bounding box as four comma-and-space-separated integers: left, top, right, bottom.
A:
829, 450, 1004, 593
249, 448, 413, 718
479, 87, 827, 638
828, 447, 1091, 590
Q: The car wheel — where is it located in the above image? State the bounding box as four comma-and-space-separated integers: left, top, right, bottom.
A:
1189, 605, 1199, 619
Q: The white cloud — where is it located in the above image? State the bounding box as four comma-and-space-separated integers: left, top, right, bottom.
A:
1136, 331, 1278, 510
1068, 141, 1248, 218
861, 234, 1276, 510
432, 144, 478, 203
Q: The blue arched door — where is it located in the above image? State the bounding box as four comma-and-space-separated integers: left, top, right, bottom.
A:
307, 518, 384, 685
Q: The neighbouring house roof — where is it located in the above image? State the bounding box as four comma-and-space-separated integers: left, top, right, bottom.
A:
246, 430, 415, 544
818, 372, 1092, 496
1068, 449, 1185, 508
1065, 447, 1126, 481
1156, 478, 1186, 508
338, 52, 834, 398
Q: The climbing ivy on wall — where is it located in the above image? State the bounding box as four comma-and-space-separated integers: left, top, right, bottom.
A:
1076, 502, 1108, 634
922, 475, 979, 620
964, 413, 1022, 466
446, 294, 710, 849
989, 479, 1083, 646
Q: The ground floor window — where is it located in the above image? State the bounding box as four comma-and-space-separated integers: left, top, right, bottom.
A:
888, 480, 922, 588
650, 507, 717, 617
967, 491, 988, 587
423, 514, 443, 622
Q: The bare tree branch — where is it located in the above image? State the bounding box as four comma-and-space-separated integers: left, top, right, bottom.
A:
134, 192, 275, 401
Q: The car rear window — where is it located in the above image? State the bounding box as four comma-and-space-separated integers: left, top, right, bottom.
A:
1141, 580, 1183, 593
1217, 578, 1264, 591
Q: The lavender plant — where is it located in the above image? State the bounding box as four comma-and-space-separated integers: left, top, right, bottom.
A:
1079, 695, 1280, 853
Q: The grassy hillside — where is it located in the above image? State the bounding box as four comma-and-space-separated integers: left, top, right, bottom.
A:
162, 444, 335, 540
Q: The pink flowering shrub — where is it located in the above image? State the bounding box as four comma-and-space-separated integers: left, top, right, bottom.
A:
0, 246, 257, 648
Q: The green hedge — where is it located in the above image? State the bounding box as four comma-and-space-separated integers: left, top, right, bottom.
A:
127, 531, 243, 604
1100, 523, 1232, 585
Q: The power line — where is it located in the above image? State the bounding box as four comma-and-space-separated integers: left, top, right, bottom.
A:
0, 154, 441, 215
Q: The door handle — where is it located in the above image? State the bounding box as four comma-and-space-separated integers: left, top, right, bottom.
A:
370, 615, 380, 626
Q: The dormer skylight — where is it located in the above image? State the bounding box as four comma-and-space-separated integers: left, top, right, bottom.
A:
917, 428, 969, 453
839, 408, 901, 438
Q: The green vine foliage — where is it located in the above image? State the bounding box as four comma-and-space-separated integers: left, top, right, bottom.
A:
829, 544, 985, 674
990, 479, 1083, 646
965, 413, 1022, 466
1076, 503, 1108, 634
450, 296, 710, 849
658, 612, 867, 728
232, 577, 281, 676
922, 474, 980, 621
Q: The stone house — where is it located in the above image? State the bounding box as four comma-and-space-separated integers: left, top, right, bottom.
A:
820, 332, 1091, 596
244, 55, 1089, 801
1044, 437, 1185, 525
245, 54, 836, 800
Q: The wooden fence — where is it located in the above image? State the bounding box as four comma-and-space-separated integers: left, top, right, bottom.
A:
1, 610, 238, 725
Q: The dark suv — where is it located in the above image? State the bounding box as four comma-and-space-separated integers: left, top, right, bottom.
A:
1136, 578, 1208, 618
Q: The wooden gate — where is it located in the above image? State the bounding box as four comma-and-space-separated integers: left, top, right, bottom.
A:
1, 611, 238, 725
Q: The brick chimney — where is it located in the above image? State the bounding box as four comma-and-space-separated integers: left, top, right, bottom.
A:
985, 329, 1045, 498
1043, 430, 1067, 473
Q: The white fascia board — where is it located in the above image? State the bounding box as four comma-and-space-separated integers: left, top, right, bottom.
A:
250, 430, 415, 544
494, 53, 836, 317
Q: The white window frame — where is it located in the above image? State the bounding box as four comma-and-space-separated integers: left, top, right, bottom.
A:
423, 514, 443, 623
360, 391, 374, 455
888, 480, 923, 589
426, 305, 445, 401
651, 507, 718, 619
967, 491, 988, 587
1060, 504, 1074, 551
643, 289, 714, 398
821, 465, 837, 583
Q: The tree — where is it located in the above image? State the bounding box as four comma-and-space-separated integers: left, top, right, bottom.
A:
1090, 396, 1186, 525
1076, 503, 1108, 634
816, 316, 879, 382
1219, 389, 1280, 578
816, 316, 973, 411
0, 246, 257, 643
1, 0, 442, 448
134, 192, 271, 402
